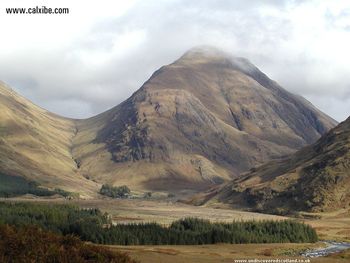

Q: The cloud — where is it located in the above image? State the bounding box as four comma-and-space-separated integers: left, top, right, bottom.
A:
0, 0, 349, 121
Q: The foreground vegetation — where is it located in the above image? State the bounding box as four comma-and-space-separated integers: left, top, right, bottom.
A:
0, 224, 137, 263
0, 202, 318, 245
0, 173, 74, 198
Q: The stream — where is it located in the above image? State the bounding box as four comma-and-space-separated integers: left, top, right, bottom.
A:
301, 241, 350, 258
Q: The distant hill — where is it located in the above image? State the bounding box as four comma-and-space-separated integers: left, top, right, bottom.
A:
0, 47, 337, 196
0, 82, 98, 198
203, 116, 350, 213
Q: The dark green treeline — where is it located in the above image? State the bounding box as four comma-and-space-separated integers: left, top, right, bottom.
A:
0, 202, 318, 245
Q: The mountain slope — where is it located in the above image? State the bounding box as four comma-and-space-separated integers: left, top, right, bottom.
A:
0, 47, 338, 196
70, 47, 337, 192
0, 82, 98, 197
207, 116, 350, 213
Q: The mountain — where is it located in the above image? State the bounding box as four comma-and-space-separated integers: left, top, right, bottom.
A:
0, 47, 337, 196
0, 82, 98, 197
204, 116, 350, 213
70, 47, 336, 192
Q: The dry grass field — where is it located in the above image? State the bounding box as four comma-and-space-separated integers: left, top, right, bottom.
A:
2, 196, 287, 224
76, 198, 291, 225
107, 243, 323, 263
300, 209, 350, 242
107, 243, 350, 263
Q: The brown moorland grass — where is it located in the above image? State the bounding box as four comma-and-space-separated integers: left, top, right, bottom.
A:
107, 243, 333, 263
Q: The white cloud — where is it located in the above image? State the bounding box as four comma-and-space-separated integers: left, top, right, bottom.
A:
0, 0, 349, 121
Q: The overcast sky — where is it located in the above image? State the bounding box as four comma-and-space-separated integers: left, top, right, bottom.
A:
0, 0, 349, 121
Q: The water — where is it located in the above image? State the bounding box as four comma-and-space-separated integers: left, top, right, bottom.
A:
301, 241, 350, 258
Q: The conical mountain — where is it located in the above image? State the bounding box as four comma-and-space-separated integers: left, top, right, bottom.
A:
70, 47, 337, 193
207, 116, 350, 213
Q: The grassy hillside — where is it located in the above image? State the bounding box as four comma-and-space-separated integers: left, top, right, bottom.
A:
0, 173, 72, 198
205, 116, 350, 213
0, 83, 98, 197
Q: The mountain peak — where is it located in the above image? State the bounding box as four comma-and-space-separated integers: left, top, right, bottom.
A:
182, 45, 227, 57
176, 46, 257, 76
178, 46, 230, 63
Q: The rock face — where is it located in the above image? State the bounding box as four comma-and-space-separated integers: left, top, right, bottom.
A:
0, 47, 337, 195
209, 116, 350, 213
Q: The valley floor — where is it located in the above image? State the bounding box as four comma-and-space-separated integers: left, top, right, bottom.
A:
0, 196, 287, 224
106, 243, 350, 263
1, 196, 349, 262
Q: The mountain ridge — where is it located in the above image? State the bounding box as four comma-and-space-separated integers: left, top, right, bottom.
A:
201, 116, 350, 213
0, 47, 338, 197
0, 82, 98, 198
